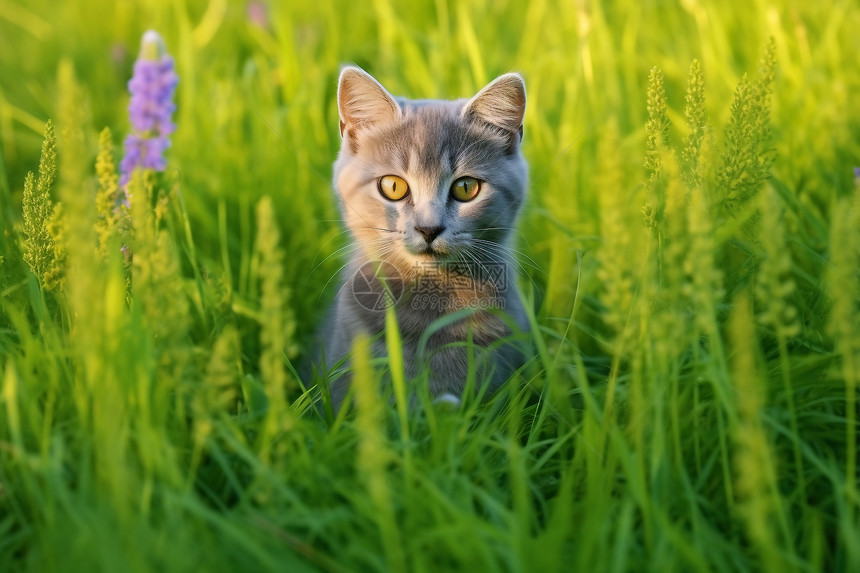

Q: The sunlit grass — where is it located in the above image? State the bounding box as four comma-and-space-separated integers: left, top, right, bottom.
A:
1, 1, 859, 571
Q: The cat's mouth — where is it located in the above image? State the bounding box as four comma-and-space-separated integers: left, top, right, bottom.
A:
404, 245, 451, 265
403, 237, 458, 262
412, 242, 453, 259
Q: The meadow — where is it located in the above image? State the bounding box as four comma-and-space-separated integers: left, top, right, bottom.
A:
1, 0, 859, 571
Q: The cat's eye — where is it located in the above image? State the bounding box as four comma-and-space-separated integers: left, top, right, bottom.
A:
378, 175, 410, 201
450, 176, 481, 202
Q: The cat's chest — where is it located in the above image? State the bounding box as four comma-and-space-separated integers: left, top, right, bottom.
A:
345, 270, 510, 342
396, 281, 510, 343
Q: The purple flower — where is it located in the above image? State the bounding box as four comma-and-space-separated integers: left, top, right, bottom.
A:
120, 134, 170, 175
118, 30, 178, 204
854, 167, 860, 181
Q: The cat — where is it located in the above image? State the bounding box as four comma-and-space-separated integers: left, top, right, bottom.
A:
315, 66, 530, 412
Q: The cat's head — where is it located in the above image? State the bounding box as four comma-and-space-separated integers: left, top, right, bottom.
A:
333, 66, 527, 274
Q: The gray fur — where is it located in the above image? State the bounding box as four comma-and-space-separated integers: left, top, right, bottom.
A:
317, 67, 530, 411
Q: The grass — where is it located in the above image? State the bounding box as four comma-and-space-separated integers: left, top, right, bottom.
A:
1, 0, 859, 571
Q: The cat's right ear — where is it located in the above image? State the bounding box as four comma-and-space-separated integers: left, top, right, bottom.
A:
337, 66, 401, 144
462, 73, 526, 150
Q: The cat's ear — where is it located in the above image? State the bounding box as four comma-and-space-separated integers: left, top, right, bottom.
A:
462, 73, 526, 147
337, 66, 401, 141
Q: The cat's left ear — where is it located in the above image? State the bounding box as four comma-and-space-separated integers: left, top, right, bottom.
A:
462, 73, 526, 148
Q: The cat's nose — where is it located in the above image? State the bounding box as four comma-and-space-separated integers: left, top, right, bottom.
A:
414, 225, 445, 244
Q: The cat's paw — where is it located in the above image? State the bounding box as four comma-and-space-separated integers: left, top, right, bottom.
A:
433, 392, 462, 411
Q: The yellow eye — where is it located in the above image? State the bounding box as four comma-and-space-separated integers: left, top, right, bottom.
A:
378, 175, 410, 201
451, 176, 481, 202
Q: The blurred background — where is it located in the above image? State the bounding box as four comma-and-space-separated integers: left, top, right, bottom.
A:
2, 0, 857, 346
2, 2, 860, 571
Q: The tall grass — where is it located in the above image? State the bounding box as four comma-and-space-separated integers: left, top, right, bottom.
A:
1, 0, 859, 571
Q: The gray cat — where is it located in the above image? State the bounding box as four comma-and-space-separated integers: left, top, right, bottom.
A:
316, 66, 530, 411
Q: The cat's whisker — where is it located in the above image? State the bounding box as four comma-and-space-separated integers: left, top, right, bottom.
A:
480, 247, 542, 275
348, 218, 402, 234
318, 240, 396, 296
360, 240, 404, 262
312, 237, 392, 273
311, 228, 356, 268
468, 240, 520, 264
471, 228, 537, 255
317, 254, 369, 301
452, 250, 480, 295
461, 247, 494, 283
472, 243, 535, 279
311, 244, 363, 274
467, 242, 540, 293
329, 244, 401, 300
471, 238, 544, 273
466, 226, 541, 268
464, 243, 505, 274
473, 225, 536, 250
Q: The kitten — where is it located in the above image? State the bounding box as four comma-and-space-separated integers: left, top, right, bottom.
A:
317, 66, 530, 411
